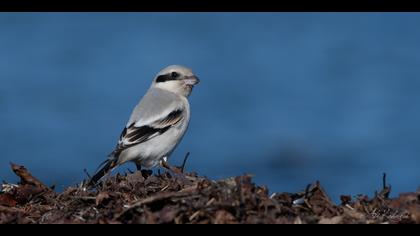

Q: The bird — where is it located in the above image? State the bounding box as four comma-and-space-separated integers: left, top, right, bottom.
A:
86, 65, 200, 188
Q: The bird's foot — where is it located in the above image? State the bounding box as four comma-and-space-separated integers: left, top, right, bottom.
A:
161, 160, 184, 174
160, 152, 190, 174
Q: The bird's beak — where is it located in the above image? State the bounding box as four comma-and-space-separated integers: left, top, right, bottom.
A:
184, 75, 200, 86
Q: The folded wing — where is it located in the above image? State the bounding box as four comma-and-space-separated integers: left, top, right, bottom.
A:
110, 109, 184, 158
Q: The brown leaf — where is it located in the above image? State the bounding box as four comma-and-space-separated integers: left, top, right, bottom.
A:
96, 192, 111, 206
0, 194, 18, 207
407, 205, 420, 223
306, 181, 340, 217
213, 210, 237, 224
10, 185, 45, 204
10, 163, 49, 190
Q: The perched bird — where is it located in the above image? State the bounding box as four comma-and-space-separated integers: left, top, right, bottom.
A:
87, 65, 200, 187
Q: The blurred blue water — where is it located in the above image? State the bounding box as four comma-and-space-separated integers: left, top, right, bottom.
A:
1, 13, 420, 201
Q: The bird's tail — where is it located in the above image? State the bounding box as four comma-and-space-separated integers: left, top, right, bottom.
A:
86, 157, 118, 188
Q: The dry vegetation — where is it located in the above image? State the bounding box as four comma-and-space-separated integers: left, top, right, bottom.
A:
1, 163, 420, 224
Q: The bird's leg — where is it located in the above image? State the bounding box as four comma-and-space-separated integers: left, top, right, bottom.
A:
135, 161, 153, 178
135, 162, 142, 171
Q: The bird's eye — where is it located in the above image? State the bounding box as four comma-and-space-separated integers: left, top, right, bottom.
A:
171, 72, 179, 78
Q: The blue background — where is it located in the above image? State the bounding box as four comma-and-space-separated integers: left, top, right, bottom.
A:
1, 13, 420, 201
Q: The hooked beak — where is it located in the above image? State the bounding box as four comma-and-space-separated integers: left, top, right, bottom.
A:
184, 75, 200, 86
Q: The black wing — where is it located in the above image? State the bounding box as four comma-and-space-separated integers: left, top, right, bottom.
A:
110, 109, 184, 157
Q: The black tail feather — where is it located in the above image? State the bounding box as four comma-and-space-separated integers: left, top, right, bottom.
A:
86, 158, 117, 188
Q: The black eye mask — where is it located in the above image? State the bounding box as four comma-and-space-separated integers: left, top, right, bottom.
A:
156, 72, 179, 83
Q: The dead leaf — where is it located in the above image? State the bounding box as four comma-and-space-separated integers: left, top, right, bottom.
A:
0, 194, 18, 207
214, 210, 237, 224
10, 163, 49, 190
96, 192, 111, 206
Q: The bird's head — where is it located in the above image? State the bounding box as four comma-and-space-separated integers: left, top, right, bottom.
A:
152, 65, 200, 97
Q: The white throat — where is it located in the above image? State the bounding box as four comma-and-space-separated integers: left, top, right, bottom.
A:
154, 81, 192, 97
